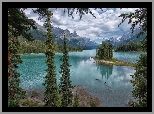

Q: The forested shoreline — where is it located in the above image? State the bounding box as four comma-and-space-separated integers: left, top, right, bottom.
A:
114, 41, 143, 52
18, 38, 83, 54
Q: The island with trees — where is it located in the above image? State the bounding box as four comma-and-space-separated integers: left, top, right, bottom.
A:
94, 40, 136, 67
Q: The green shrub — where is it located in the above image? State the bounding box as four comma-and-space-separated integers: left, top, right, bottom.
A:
90, 100, 97, 107
8, 99, 19, 107
20, 98, 45, 107
73, 93, 80, 107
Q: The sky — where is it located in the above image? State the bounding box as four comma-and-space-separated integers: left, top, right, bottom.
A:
24, 8, 138, 43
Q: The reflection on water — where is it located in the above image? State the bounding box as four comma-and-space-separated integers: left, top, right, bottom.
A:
84, 65, 135, 107
18, 50, 139, 107
96, 62, 113, 80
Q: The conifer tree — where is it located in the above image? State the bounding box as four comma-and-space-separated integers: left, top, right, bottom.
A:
96, 46, 100, 58
8, 33, 26, 107
101, 41, 108, 59
131, 54, 147, 107
96, 40, 113, 60
106, 41, 109, 58
42, 9, 59, 107
8, 8, 36, 107
59, 34, 73, 107
107, 40, 113, 59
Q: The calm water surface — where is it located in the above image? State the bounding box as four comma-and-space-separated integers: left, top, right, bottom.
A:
18, 49, 143, 107
113, 51, 145, 63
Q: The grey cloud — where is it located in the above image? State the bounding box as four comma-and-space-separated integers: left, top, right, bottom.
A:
52, 18, 64, 26
26, 8, 137, 40
26, 12, 37, 18
25, 8, 38, 18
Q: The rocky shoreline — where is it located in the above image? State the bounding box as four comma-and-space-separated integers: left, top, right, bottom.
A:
72, 85, 102, 107
19, 85, 102, 107
19, 85, 133, 107
94, 59, 114, 65
93, 57, 135, 67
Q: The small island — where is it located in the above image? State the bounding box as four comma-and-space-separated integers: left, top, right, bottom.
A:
93, 57, 135, 67
94, 40, 135, 67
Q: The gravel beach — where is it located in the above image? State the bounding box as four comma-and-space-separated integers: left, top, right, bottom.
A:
20, 85, 102, 107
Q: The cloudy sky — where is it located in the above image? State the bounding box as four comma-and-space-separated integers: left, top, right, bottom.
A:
24, 8, 138, 43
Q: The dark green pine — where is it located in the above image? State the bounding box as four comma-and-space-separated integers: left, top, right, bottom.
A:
130, 54, 147, 107
43, 9, 59, 107
8, 8, 38, 107
8, 35, 26, 107
59, 34, 73, 107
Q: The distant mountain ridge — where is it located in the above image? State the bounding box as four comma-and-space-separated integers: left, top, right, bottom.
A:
104, 28, 145, 46
32, 23, 145, 49
33, 23, 99, 49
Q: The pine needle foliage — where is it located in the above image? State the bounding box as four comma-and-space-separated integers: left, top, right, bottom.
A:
59, 34, 73, 107
8, 33, 26, 107
42, 9, 59, 107
8, 8, 36, 107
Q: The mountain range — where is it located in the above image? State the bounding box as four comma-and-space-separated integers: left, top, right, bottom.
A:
33, 23, 99, 49
29, 23, 145, 49
104, 28, 145, 46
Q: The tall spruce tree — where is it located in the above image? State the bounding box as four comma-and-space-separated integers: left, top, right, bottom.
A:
59, 34, 73, 107
100, 41, 107, 59
8, 8, 36, 107
96, 46, 102, 59
8, 33, 26, 107
107, 40, 113, 59
42, 9, 59, 107
103, 41, 108, 59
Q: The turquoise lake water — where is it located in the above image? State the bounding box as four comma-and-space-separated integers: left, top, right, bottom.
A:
18, 49, 144, 107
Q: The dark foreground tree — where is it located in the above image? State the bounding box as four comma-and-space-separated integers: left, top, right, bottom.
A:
118, 8, 147, 107
36, 8, 60, 107
131, 54, 147, 107
8, 8, 36, 107
59, 34, 73, 107
8, 34, 26, 107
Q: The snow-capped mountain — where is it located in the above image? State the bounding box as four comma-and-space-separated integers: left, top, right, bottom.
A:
103, 28, 145, 46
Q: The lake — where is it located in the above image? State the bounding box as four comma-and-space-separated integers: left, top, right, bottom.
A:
18, 49, 144, 107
